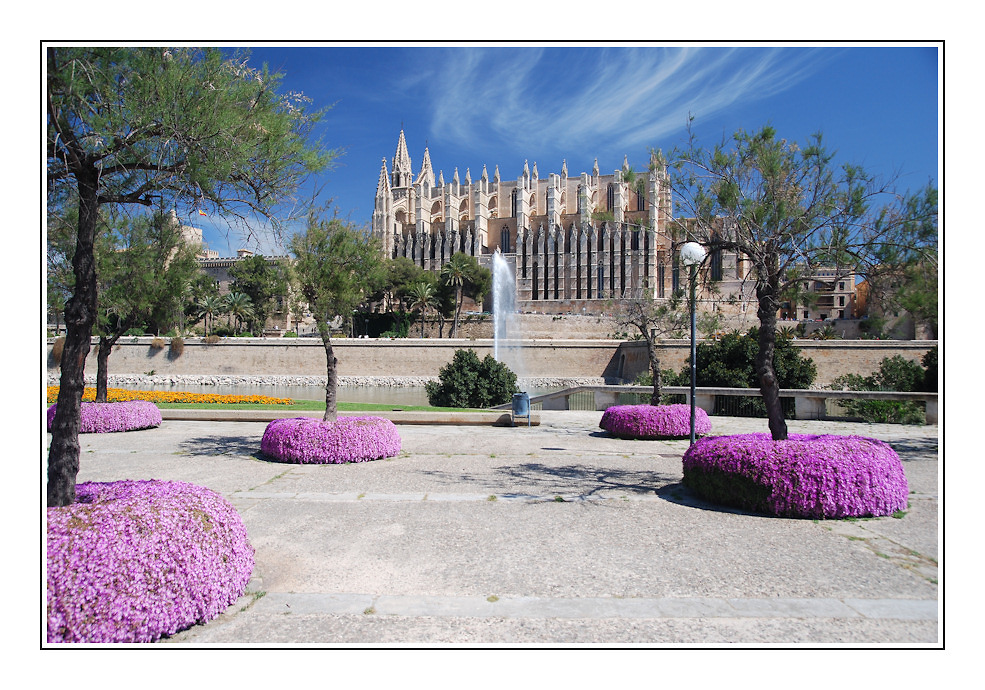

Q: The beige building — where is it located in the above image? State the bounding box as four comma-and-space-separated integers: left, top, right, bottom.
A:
372, 130, 700, 315
778, 267, 859, 322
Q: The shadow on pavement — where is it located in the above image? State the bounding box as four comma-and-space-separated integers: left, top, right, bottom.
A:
178, 434, 265, 460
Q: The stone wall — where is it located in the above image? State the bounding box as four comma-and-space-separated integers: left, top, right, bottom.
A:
46, 336, 936, 388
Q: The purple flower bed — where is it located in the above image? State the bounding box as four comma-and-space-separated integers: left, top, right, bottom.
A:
46, 400, 162, 433
600, 404, 712, 439
260, 416, 402, 464
47, 480, 255, 643
682, 433, 909, 519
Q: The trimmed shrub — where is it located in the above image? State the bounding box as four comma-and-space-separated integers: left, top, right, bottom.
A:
830, 354, 929, 424
47, 480, 255, 643
46, 400, 162, 433
682, 433, 908, 519
425, 349, 518, 408
149, 337, 165, 349
169, 337, 185, 357
203, 334, 221, 344
600, 404, 711, 439
260, 416, 401, 464
51, 337, 65, 365
672, 329, 817, 418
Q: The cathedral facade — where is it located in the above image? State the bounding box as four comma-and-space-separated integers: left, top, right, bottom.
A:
371, 130, 692, 313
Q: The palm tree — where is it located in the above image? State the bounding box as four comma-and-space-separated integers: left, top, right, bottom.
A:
776, 325, 797, 341
224, 292, 255, 335
441, 253, 471, 338
406, 281, 437, 338
812, 324, 841, 340
196, 294, 226, 336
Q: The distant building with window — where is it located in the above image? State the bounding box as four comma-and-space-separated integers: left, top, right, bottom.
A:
778, 267, 859, 322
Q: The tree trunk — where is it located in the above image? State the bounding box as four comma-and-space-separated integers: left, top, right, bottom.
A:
452, 286, 462, 338
47, 173, 99, 507
755, 280, 788, 441
648, 339, 663, 406
95, 337, 113, 403
320, 327, 338, 422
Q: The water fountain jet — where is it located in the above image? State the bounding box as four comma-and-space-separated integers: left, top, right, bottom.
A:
492, 249, 524, 379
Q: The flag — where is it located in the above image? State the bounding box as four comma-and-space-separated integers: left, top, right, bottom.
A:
198, 209, 207, 216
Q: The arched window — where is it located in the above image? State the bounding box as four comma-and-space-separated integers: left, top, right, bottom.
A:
501, 226, 511, 253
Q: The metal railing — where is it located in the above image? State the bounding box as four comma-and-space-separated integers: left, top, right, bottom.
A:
494, 385, 938, 424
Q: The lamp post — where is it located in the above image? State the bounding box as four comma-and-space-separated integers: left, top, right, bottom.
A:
680, 241, 706, 446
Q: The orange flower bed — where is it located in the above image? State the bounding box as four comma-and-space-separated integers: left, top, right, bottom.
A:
46, 387, 294, 406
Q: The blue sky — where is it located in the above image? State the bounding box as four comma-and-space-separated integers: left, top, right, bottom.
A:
194, 43, 940, 257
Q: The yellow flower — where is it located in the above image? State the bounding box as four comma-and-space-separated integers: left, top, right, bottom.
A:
46, 387, 293, 406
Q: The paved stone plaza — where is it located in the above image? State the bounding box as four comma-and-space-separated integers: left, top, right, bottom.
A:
61, 412, 939, 645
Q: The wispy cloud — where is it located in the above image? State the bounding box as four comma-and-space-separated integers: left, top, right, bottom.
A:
423, 46, 834, 161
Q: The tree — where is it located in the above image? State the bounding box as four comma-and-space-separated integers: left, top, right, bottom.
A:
228, 254, 289, 334
862, 188, 939, 338
92, 210, 198, 401
406, 280, 438, 338
195, 294, 226, 336
664, 123, 937, 440
441, 253, 470, 338
290, 216, 384, 421
440, 252, 492, 338
46, 46, 333, 506
374, 256, 426, 312
223, 292, 255, 334
615, 290, 688, 405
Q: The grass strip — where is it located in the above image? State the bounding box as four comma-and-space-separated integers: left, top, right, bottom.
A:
155, 400, 484, 413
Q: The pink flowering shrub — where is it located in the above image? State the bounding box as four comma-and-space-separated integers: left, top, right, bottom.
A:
682, 433, 909, 519
46, 400, 162, 433
261, 416, 402, 464
47, 480, 255, 643
600, 404, 712, 440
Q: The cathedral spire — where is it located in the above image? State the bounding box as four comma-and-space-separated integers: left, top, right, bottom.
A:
376, 158, 391, 196
391, 129, 413, 188
416, 145, 435, 191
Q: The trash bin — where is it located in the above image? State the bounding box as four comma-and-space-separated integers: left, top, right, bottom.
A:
512, 392, 530, 427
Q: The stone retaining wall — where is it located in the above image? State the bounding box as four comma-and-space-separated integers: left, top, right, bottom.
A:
45, 337, 936, 388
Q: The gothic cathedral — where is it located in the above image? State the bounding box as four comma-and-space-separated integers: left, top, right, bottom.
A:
371, 130, 689, 312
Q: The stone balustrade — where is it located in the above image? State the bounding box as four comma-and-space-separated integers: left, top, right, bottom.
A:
518, 385, 938, 424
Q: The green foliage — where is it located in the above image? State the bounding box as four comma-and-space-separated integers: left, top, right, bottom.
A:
830, 354, 930, 424
289, 215, 384, 420
425, 349, 519, 408
666, 122, 937, 439
290, 216, 385, 337
687, 328, 817, 390
922, 346, 938, 392
228, 255, 289, 333
441, 253, 493, 337
47, 46, 334, 504
406, 281, 438, 337
223, 292, 255, 335
672, 329, 817, 417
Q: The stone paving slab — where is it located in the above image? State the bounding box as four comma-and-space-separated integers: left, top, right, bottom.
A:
57, 411, 939, 645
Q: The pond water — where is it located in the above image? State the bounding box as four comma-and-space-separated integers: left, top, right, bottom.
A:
123, 384, 559, 407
